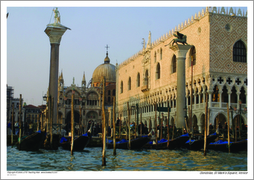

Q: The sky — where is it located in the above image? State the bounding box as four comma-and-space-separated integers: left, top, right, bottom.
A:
2, 1, 251, 107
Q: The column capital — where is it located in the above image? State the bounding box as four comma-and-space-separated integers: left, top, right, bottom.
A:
45, 24, 70, 44
170, 44, 193, 58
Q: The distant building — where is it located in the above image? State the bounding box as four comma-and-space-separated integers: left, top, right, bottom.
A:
115, 7, 247, 132
6, 85, 25, 124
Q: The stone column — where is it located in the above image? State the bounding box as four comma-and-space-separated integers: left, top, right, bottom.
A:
228, 90, 231, 107
45, 24, 69, 125
219, 90, 222, 108
208, 90, 213, 108
170, 45, 192, 128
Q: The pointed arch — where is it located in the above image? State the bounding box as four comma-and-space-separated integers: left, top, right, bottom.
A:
128, 77, 131, 90
189, 46, 196, 66
137, 72, 140, 87
120, 81, 123, 93
233, 40, 247, 62
156, 63, 161, 80
172, 54, 177, 73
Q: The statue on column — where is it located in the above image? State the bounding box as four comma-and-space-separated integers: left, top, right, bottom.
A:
166, 31, 189, 46
53, 7, 60, 24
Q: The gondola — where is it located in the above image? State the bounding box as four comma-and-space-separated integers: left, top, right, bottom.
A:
17, 130, 45, 151
144, 133, 190, 150
208, 139, 247, 152
185, 132, 218, 151
59, 123, 93, 151
107, 136, 150, 150
60, 133, 91, 151
42, 134, 61, 150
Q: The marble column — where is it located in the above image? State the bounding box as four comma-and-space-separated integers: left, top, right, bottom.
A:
45, 23, 70, 125
170, 45, 192, 128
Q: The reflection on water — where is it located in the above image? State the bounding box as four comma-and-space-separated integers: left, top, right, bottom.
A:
7, 146, 247, 171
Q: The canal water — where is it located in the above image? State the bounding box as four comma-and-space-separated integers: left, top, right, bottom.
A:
5, 145, 250, 179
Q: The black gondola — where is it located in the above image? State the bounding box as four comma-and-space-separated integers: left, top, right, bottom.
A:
59, 123, 93, 151
107, 136, 150, 150
208, 139, 247, 152
60, 133, 91, 151
144, 133, 190, 150
17, 130, 45, 151
42, 134, 61, 150
185, 132, 218, 150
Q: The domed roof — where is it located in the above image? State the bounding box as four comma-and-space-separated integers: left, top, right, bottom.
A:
92, 52, 116, 83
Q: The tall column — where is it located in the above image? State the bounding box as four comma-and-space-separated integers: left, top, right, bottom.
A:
170, 45, 192, 128
45, 20, 70, 126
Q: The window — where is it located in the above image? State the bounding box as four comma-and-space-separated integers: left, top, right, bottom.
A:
160, 48, 162, 60
108, 97, 111, 103
120, 81, 123, 93
112, 89, 115, 96
145, 70, 149, 86
154, 52, 157, 62
172, 55, 177, 73
137, 73, 140, 87
108, 90, 111, 96
233, 40, 246, 62
156, 63, 160, 79
128, 77, 131, 90
190, 46, 196, 66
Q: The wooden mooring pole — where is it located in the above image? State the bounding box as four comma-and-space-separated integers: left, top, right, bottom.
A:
155, 102, 158, 147
204, 93, 208, 156
227, 103, 230, 153
71, 91, 74, 155
167, 102, 170, 147
18, 94, 22, 144
127, 102, 131, 149
50, 97, 53, 149
102, 77, 106, 166
11, 104, 14, 146
113, 97, 116, 155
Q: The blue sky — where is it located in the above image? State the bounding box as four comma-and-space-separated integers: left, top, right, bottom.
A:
2, 1, 251, 106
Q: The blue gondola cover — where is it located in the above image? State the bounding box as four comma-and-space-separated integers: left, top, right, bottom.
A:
60, 137, 68, 143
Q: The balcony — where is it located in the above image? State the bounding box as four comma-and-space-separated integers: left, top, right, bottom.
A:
141, 85, 149, 92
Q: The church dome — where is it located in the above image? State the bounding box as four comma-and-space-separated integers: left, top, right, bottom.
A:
92, 52, 116, 83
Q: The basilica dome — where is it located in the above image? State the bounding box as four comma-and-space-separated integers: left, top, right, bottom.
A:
92, 52, 116, 84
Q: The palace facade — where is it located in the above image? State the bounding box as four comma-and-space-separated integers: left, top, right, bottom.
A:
115, 7, 247, 132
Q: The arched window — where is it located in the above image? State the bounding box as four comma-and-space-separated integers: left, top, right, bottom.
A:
222, 86, 228, 103
120, 81, 123, 93
137, 73, 140, 87
128, 77, 131, 90
172, 55, 177, 73
156, 63, 160, 79
212, 85, 220, 102
160, 48, 162, 60
154, 52, 157, 62
240, 87, 246, 104
190, 46, 196, 66
145, 70, 149, 87
233, 40, 246, 62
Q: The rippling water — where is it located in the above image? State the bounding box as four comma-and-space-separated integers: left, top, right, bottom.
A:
6, 146, 247, 173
